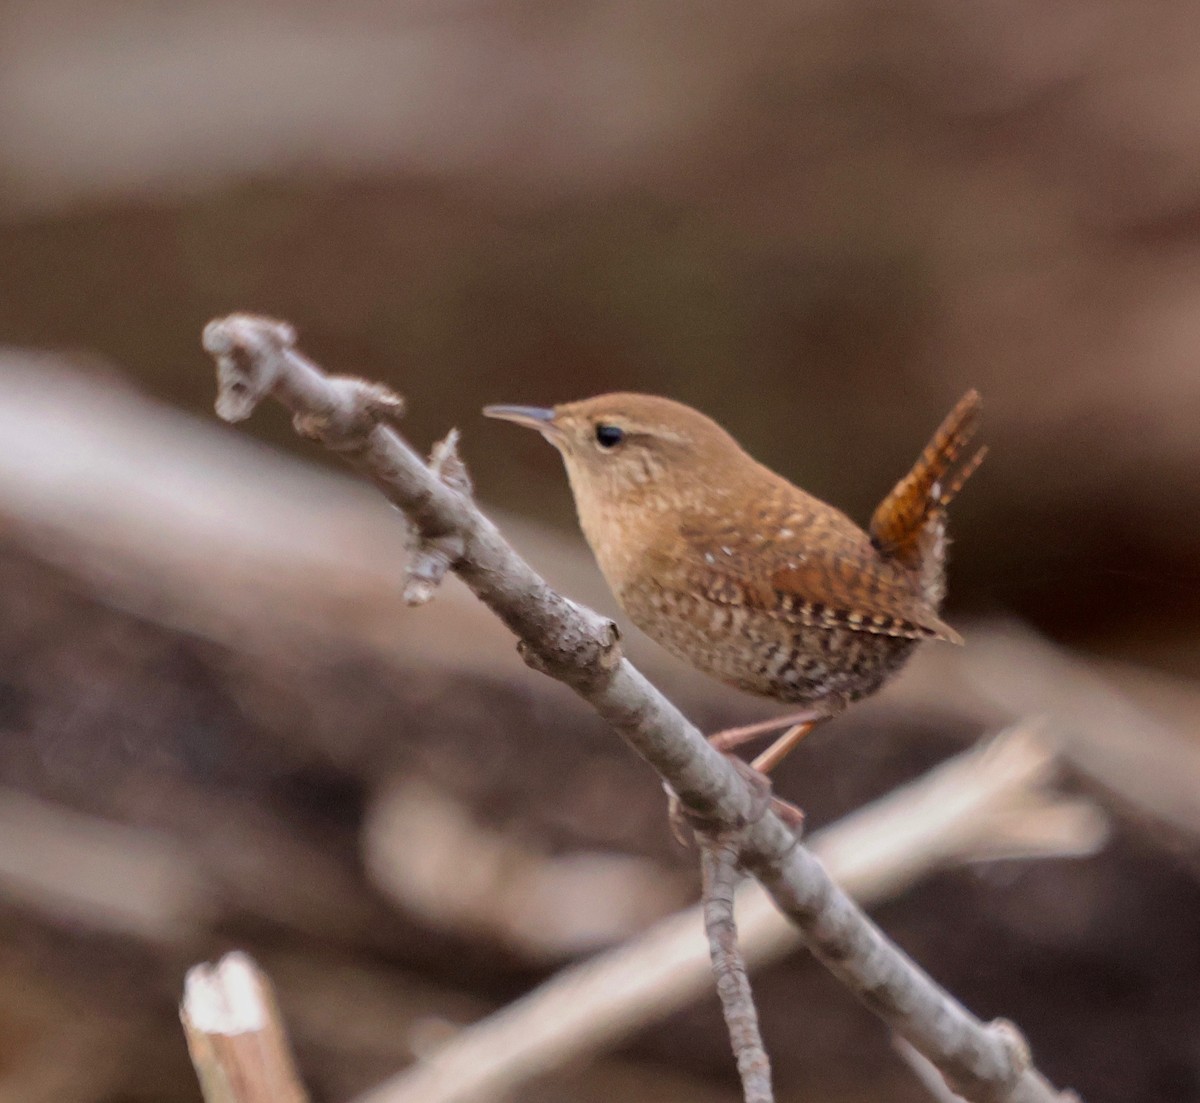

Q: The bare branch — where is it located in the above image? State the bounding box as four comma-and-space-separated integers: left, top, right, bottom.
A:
201, 313, 1080, 1103
352, 724, 1101, 1103
181, 952, 309, 1103
700, 838, 773, 1103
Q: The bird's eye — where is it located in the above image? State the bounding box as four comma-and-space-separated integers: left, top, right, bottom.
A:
595, 424, 625, 449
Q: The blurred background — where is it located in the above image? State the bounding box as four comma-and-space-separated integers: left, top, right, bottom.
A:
2, 1, 1200, 1101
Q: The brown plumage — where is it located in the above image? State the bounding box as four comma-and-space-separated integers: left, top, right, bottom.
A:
485, 392, 983, 747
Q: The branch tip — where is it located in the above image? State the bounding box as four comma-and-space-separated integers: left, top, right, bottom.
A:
180, 950, 309, 1103
202, 312, 405, 436
204, 314, 297, 423
429, 428, 473, 496
202, 313, 298, 359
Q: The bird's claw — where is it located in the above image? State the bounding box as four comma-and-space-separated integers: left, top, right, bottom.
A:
724, 756, 806, 836
769, 793, 806, 834
666, 754, 804, 846
727, 754, 775, 823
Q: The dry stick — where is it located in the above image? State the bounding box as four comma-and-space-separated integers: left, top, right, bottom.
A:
701, 838, 774, 1103
181, 951, 309, 1103
201, 313, 1076, 1103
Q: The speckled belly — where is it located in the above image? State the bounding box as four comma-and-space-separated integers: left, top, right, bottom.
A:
619, 580, 919, 707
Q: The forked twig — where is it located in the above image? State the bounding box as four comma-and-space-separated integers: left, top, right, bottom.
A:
700, 837, 773, 1103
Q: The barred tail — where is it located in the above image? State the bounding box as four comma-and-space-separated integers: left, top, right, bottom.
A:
869, 390, 986, 574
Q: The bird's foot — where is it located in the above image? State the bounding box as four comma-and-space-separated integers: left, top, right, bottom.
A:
667, 754, 804, 846
769, 792, 805, 833
725, 753, 776, 823
665, 711, 827, 845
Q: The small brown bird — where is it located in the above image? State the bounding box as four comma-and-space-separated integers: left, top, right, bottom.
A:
485, 392, 984, 776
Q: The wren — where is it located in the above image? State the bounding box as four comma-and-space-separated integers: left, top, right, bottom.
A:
485, 392, 983, 774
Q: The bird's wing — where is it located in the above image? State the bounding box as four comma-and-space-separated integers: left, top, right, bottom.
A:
671, 516, 960, 644
764, 557, 960, 642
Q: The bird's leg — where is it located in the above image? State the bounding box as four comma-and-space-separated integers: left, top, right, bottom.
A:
707, 709, 825, 754
750, 721, 817, 774
749, 722, 818, 830
666, 746, 803, 843
716, 700, 845, 829
668, 711, 827, 842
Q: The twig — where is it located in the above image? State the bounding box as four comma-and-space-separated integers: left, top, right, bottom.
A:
201, 313, 1080, 1103
700, 838, 773, 1103
351, 724, 1102, 1103
181, 951, 309, 1103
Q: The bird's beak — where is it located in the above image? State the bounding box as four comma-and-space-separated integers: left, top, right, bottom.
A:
483, 404, 562, 440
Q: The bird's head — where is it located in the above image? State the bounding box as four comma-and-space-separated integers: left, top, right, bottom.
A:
484, 393, 750, 527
